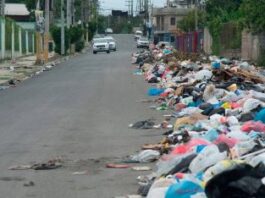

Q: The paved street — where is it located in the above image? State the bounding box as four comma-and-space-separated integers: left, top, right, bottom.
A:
0, 34, 161, 198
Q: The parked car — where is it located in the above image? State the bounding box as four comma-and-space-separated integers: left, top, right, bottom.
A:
105, 28, 113, 34
93, 38, 110, 54
134, 30, 143, 40
104, 36, 117, 51
137, 37, 150, 48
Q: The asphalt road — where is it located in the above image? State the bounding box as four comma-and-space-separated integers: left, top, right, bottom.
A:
0, 34, 162, 198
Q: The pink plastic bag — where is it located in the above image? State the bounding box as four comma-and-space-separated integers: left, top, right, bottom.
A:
214, 134, 238, 148
241, 121, 265, 132
170, 138, 210, 155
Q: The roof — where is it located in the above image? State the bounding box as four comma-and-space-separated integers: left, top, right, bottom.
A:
5, 3, 30, 16
152, 7, 191, 16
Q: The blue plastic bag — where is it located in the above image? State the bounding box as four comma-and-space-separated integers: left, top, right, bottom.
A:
148, 88, 165, 96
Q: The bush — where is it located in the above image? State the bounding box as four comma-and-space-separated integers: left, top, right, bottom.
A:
69, 25, 83, 44
75, 41, 84, 52
50, 26, 70, 54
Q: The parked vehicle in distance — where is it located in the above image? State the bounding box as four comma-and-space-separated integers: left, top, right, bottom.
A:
104, 36, 117, 51
134, 30, 143, 40
137, 37, 150, 48
157, 41, 173, 49
93, 38, 110, 54
105, 28, 113, 34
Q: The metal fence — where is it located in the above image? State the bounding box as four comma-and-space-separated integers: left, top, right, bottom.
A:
175, 30, 204, 53
0, 17, 35, 60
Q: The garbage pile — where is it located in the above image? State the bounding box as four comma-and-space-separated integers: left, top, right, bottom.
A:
129, 45, 265, 198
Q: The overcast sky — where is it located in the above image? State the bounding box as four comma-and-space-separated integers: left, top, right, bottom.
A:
100, 0, 166, 14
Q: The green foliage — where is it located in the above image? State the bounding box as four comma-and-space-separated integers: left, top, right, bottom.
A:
75, 41, 84, 52
51, 24, 85, 54
205, 0, 243, 55
87, 21, 97, 40
240, 0, 265, 33
50, 25, 70, 54
69, 25, 83, 44
178, 10, 206, 32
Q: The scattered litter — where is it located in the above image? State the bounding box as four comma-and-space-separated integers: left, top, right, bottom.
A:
8, 165, 32, 170
23, 181, 35, 187
132, 166, 152, 171
106, 163, 131, 169
127, 44, 265, 197
129, 150, 160, 163
9, 158, 63, 171
129, 120, 155, 129
72, 171, 89, 175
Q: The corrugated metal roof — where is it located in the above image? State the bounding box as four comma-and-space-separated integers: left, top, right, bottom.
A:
5, 3, 30, 16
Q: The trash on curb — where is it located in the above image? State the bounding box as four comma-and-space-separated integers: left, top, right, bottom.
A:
125, 44, 265, 197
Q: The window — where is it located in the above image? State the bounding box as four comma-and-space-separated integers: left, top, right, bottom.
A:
170, 17, 176, 26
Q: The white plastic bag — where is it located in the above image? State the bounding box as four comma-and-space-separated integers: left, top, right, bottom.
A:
131, 150, 160, 163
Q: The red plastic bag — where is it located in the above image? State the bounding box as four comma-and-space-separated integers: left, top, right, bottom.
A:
241, 121, 265, 132
170, 138, 210, 155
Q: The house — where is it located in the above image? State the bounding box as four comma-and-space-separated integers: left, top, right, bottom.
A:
152, 6, 190, 44
5, 3, 30, 21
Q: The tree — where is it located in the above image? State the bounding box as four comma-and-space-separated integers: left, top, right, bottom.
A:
178, 10, 206, 32
205, 0, 243, 54
240, 0, 265, 33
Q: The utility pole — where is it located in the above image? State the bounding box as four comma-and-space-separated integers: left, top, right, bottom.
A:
35, 0, 44, 64
195, 0, 198, 31
131, 0, 133, 17
66, 0, 71, 28
1, 0, 5, 60
44, 0, 49, 63
1, 0, 4, 16
61, 0, 65, 55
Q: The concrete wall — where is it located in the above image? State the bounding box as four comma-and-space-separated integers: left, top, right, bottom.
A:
203, 28, 212, 54
241, 30, 265, 61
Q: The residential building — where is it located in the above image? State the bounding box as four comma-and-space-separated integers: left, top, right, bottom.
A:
5, 3, 30, 21
152, 5, 191, 43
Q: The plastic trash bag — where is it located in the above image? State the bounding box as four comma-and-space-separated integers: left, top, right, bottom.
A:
191, 193, 207, 198
189, 145, 228, 174
203, 160, 244, 182
130, 150, 160, 163
129, 120, 155, 129
254, 108, 265, 123
232, 139, 257, 157
241, 121, 265, 132
212, 61, 221, 69
165, 179, 204, 198
146, 177, 176, 198
214, 134, 238, 148
171, 138, 211, 155
148, 88, 165, 96
221, 92, 242, 102
202, 129, 219, 142
181, 96, 194, 106
156, 153, 194, 176
243, 98, 262, 113
227, 129, 250, 141
250, 90, 265, 102
227, 116, 239, 126
178, 107, 203, 117
195, 70, 213, 81
249, 153, 265, 167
